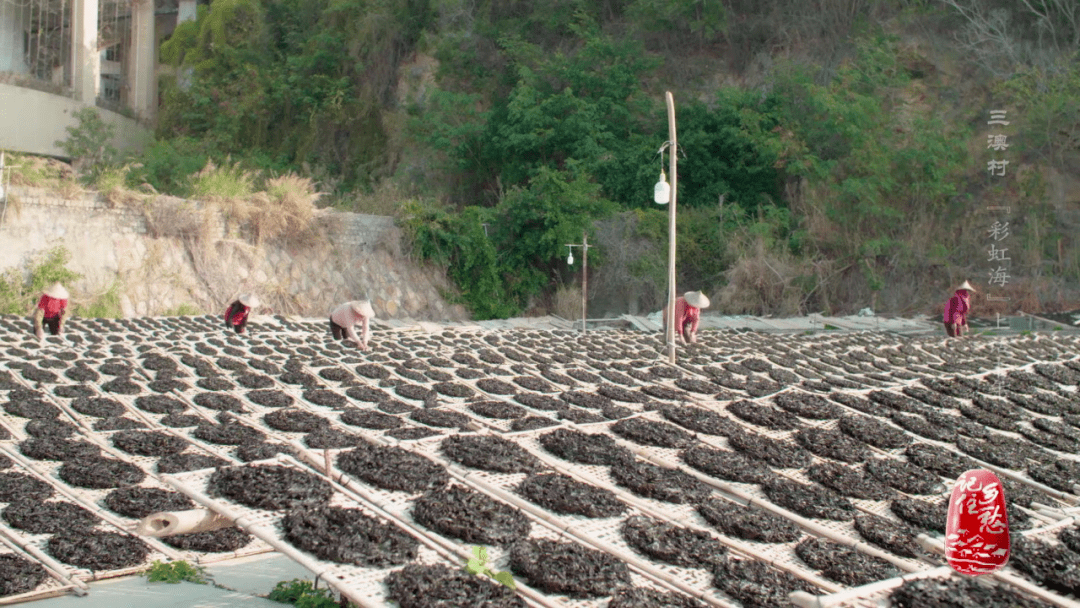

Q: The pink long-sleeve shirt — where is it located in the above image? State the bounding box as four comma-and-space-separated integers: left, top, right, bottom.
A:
37, 295, 68, 319
330, 303, 370, 346
663, 297, 700, 341
943, 290, 971, 325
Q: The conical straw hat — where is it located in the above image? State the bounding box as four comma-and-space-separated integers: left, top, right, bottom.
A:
956, 280, 976, 293
351, 300, 375, 318
684, 291, 710, 309
43, 283, 68, 299
239, 294, 260, 308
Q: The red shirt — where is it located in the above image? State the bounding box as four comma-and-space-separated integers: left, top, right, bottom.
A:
225, 303, 250, 326
37, 295, 67, 319
664, 297, 700, 336
943, 291, 970, 324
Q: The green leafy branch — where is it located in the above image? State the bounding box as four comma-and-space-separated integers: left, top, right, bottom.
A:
465, 546, 516, 590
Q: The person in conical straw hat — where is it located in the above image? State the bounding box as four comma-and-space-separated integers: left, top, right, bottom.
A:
943, 280, 976, 338
329, 299, 374, 350
663, 290, 710, 346
224, 293, 260, 335
34, 282, 70, 340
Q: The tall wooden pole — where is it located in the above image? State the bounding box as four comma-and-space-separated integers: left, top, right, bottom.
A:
665, 91, 677, 364
581, 231, 588, 333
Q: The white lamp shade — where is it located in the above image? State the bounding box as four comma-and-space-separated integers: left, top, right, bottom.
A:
653, 172, 670, 205
567, 252, 574, 265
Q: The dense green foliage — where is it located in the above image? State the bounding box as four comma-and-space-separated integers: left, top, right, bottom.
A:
114, 0, 1079, 317
157, 0, 427, 190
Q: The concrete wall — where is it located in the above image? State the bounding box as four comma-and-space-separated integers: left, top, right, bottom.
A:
0, 84, 151, 158
0, 186, 470, 322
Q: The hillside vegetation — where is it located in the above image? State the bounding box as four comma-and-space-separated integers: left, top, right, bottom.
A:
52, 0, 1080, 318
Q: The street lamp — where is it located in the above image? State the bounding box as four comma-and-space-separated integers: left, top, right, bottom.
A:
565, 230, 591, 333
655, 91, 678, 364
654, 168, 670, 205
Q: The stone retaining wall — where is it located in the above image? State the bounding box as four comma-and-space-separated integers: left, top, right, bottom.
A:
0, 186, 469, 322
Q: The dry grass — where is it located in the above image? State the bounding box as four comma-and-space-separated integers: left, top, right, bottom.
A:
142, 196, 217, 241
94, 164, 146, 208
343, 179, 406, 217
249, 174, 323, 246
259, 280, 305, 317
718, 237, 809, 316
553, 285, 583, 320
3, 193, 22, 220
56, 178, 83, 200
5, 153, 75, 188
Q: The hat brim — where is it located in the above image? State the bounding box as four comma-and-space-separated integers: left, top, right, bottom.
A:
239, 295, 260, 308
43, 284, 69, 299
684, 292, 710, 309
956, 281, 977, 293
351, 301, 375, 318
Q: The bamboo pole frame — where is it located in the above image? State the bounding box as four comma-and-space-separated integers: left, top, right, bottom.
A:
664, 91, 677, 365
789, 566, 955, 608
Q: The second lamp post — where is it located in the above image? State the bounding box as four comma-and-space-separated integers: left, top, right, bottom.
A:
566, 231, 590, 333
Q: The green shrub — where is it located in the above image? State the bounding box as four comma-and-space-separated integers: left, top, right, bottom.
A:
54, 108, 118, 179
145, 560, 207, 584
267, 579, 340, 608
0, 247, 83, 315
465, 546, 515, 590
189, 159, 257, 201
131, 137, 214, 196
80, 281, 124, 318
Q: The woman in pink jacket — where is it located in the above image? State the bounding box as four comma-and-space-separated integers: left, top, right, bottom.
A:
662, 291, 710, 345
224, 294, 260, 334
34, 282, 70, 340
943, 281, 976, 338
329, 300, 374, 350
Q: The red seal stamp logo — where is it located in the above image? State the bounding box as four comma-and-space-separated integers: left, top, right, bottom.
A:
946, 468, 1010, 575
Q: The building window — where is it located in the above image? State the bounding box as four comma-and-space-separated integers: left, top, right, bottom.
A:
104, 44, 121, 62
101, 74, 121, 102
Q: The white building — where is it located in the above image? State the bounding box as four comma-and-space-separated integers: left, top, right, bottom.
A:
0, 0, 198, 158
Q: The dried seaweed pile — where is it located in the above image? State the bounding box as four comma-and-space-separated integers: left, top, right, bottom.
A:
337, 445, 449, 494
509, 538, 630, 598
538, 429, 632, 465
441, 434, 542, 473
282, 506, 418, 567
622, 515, 726, 568
515, 473, 626, 518
0, 554, 48, 598
47, 531, 149, 571
385, 564, 525, 608
412, 485, 530, 546
208, 465, 333, 510
103, 487, 194, 519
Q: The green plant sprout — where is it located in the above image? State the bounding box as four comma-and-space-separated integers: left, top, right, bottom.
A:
466, 546, 516, 590
145, 560, 207, 584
